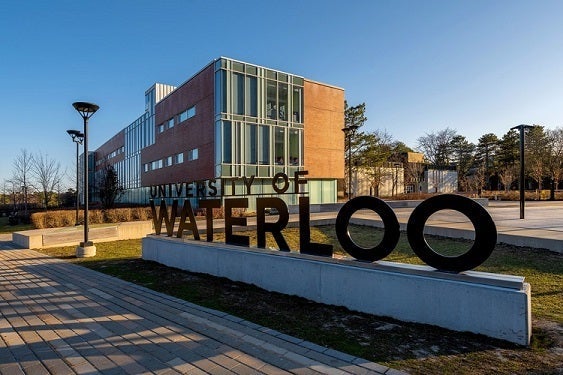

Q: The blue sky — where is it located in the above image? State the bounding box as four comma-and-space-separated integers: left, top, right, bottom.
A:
2, 0, 563, 187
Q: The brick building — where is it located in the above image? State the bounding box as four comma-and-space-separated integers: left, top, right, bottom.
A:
93, 57, 344, 207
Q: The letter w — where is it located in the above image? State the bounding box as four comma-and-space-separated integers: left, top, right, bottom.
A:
150, 199, 178, 236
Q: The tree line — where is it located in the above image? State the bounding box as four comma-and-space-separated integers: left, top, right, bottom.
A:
345, 102, 563, 197
1, 149, 123, 219
1, 149, 65, 217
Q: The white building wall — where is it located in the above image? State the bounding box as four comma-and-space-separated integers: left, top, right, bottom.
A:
354, 166, 405, 197
422, 169, 458, 193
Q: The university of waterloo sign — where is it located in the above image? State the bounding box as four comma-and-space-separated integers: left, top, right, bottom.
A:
150, 171, 497, 273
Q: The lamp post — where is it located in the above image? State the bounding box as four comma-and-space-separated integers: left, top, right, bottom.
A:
510, 124, 534, 219
73, 101, 99, 257
66, 129, 84, 226
342, 124, 359, 200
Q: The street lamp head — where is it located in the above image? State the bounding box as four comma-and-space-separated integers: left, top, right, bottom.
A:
67, 129, 84, 143
341, 124, 360, 134
67, 129, 80, 136
511, 124, 534, 131
72, 102, 99, 120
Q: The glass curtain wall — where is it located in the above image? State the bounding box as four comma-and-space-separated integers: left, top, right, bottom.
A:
214, 58, 304, 184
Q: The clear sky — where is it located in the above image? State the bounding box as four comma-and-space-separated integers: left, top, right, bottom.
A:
2, 0, 563, 188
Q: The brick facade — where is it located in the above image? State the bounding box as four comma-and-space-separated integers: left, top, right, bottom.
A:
142, 64, 215, 186
303, 80, 345, 179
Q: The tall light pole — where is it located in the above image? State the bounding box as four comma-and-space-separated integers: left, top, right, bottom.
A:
66, 129, 84, 226
342, 124, 359, 200
73, 102, 99, 257
511, 124, 533, 219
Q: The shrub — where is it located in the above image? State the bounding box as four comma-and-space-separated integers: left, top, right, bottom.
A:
89, 210, 104, 224
104, 208, 132, 223
31, 213, 44, 228
131, 207, 151, 221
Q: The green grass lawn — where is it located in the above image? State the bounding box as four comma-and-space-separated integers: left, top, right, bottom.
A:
35, 225, 563, 375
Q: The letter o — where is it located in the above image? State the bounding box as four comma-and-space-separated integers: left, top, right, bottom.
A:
272, 173, 290, 194
407, 194, 497, 272
336, 196, 400, 262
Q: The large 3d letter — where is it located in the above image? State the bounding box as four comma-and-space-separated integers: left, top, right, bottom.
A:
150, 199, 178, 236
199, 199, 221, 241
335, 196, 400, 262
225, 198, 250, 246
256, 197, 290, 251
299, 197, 332, 256
407, 194, 497, 272
176, 200, 200, 240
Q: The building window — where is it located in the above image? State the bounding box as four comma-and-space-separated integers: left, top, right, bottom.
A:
245, 124, 257, 164
259, 125, 270, 164
274, 127, 285, 165
187, 148, 199, 161
292, 87, 303, 123
245, 76, 257, 117
143, 163, 149, 172
175, 152, 184, 164
157, 124, 164, 133
233, 73, 244, 115
151, 160, 163, 170
289, 129, 301, 166
168, 118, 175, 129
165, 156, 173, 167
222, 121, 232, 163
278, 83, 288, 121
266, 81, 277, 120
179, 106, 196, 123
215, 70, 227, 114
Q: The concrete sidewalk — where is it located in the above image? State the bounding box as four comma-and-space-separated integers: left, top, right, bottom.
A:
309, 200, 563, 253
0, 237, 401, 375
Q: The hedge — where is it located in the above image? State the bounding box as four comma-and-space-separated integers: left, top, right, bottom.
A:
31, 207, 153, 229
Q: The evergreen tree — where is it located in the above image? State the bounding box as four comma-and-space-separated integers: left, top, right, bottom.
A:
475, 133, 499, 190
97, 164, 124, 209
450, 135, 475, 191
497, 129, 520, 191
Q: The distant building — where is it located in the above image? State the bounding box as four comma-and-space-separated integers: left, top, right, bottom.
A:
355, 163, 404, 197
352, 152, 458, 197
420, 166, 458, 194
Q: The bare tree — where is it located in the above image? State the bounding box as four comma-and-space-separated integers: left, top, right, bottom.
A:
359, 130, 394, 197
32, 152, 64, 209
545, 127, 563, 199
12, 149, 34, 215
498, 164, 518, 192
417, 128, 457, 167
404, 161, 425, 195
525, 125, 548, 194
497, 129, 520, 191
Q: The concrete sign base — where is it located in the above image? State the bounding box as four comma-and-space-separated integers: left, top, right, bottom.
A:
142, 235, 531, 345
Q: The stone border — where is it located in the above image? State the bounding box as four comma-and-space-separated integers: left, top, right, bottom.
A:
142, 235, 531, 345
12, 221, 153, 249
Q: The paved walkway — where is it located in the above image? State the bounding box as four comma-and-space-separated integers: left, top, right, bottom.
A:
0, 236, 401, 375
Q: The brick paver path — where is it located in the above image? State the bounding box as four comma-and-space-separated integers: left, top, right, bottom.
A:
0, 240, 401, 374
